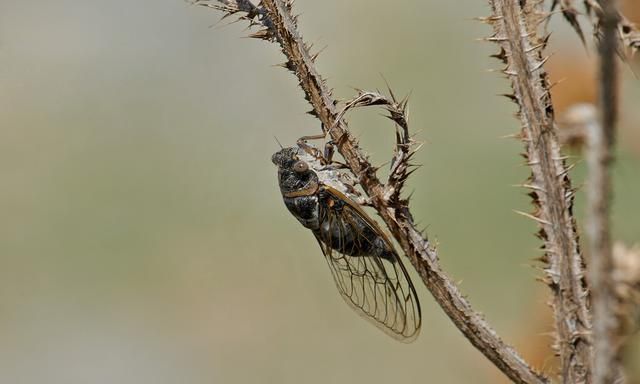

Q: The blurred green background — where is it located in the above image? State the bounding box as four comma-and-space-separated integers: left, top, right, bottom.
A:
1, 1, 638, 383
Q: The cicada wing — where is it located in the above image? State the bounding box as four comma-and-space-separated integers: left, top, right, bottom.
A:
314, 187, 421, 342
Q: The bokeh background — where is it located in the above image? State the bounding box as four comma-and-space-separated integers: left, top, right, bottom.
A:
1, 1, 638, 383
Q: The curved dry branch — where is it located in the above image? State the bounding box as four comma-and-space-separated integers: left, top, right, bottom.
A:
196, 1, 548, 383
485, 0, 592, 382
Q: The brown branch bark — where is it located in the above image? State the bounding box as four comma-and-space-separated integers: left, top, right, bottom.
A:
485, 1, 592, 383
589, 1, 621, 383
196, 0, 548, 383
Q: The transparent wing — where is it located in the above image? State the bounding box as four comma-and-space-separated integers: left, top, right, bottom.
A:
314, 187, 422, 342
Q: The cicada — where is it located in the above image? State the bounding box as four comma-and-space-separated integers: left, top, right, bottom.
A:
271, 140, 421, 342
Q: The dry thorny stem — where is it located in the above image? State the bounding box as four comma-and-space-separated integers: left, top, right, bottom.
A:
197, 0, 640, 383
485, 0, 592, 382
196, 0, 548, 383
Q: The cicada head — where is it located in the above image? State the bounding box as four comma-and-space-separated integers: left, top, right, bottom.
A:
271, 146, 319, 196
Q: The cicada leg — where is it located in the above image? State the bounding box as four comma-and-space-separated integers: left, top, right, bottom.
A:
297, 131, 341, 167
297, 133, 325, 159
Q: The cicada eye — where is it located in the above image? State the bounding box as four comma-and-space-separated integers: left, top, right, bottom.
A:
293, 161, 309, 173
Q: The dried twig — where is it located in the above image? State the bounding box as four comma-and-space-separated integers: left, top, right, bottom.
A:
484, 0, 592, 382
588, 1, 621, 382
320, 89, 418, 204
196, 1, 548, 383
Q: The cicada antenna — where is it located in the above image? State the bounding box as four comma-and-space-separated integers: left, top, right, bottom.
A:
273, 136, 284, 149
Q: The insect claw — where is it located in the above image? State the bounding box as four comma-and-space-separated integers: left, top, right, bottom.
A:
323, 141, 335, 163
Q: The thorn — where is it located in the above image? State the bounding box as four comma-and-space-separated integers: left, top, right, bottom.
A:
499, 132, 522, 140
404, 167, 419, 178
500, 93, 518, 102
525, 41, 547, 53
274, 60, 295, 71
412, 142, 425, 153
529, 55, 550, 74
475, 15, 502, 24
513, 210, 552, 225
527, 159, 540, 166
548, 77, 567, 90
513, 183, 547, 193
248, 29, 271, 40
557, 163, 576, 177
486, 35, 509, 42
490, 48, 509, 63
